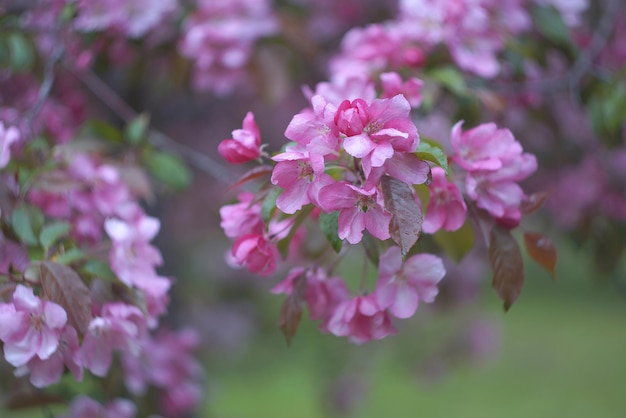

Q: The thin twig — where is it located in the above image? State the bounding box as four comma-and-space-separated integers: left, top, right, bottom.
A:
64, 64, 232, 183
23, 28, 65, 140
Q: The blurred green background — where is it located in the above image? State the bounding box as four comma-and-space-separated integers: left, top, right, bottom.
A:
201, 238, 626, 418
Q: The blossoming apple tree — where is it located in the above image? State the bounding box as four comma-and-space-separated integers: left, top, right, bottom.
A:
0, 0, 624, 416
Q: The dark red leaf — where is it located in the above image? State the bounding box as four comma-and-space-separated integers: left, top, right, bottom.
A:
278, 273, 306, 345
40, 261, 92, 335
228, 165, 273, 191
489, 225, 524, 311
381, 176, 423, 257
520, 191, 550, 215
523, 231, 557, 278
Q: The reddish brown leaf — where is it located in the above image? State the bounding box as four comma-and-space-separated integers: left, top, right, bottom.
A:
381, 176, 423, 257
229, 165, 273, 191
523, 231, 557, 278
40, 261, 92, 335
489, 225, 524, 311
278, 273, 306, 346
520, 191, 550, 215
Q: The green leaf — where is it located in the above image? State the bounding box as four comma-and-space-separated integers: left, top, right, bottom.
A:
55, 248, 86, 265
361, 231, 380, 267
433, 219, 475, 262
428, 66, 468, 96
588, 81, 626, 143
40, 221, 71, 249
125, 113, 150, 146
7, 33, 34, 72
0, 37, 10, 67
144, 150, 192, 191
12, 206, 38, 246
262, 187, 281, 223
532, 5, 572, 47
416, 138, 449, 174
81, 260, 117, 281
82, 119, 123, 143
319, 211, 342, 253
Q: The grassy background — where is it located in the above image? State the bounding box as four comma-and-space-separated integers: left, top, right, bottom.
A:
204, 239, 626, 418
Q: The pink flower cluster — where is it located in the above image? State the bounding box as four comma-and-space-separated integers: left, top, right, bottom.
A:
179, 0, 278, 94
0, 285, 76, 387
422, 167, 467, 233
219, 90, 452, 342
267, 91, 430, 244
122, 328, 203, 417
0, 143, 199, 412
74, 0, 177, 38
29, 153, 131, 244
220, 191, 295, 276
0, 73, 88, 144
330, 0, 535, 81
450, 121, 537, 227
272, 245, 445, 344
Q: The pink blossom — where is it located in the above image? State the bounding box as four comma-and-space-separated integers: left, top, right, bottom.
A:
105, 205, 171, 296
0, 285, 67, 367
60, 396, 136, 418
219, 191, 263, 239
74, 0, 176, 38
396, 0, 530, 77
271, 147, 328, 214
335, 95, 418, 175
270, 267, 306, 295
450, 121, 523, 172
327, 294, 396, 344
318, 182, 391, 244
218, 112, 262, 163
272, 267, 350, 332
231, 233, 277, 276
16, 325, 82, 388
364, 152, 430, 188
284, 95, 340, 156
379, 72, 423, 108
304, 78, 376, 107
464, 151, 537, 226
329, 23, 424, 82
122, 329, 202, 417
80, 302, 147, 377
179, 0, 278, 94
0, 122, 19, 169
423, 167, 467, 233
304, 269, 351, 332
374, 246, 446, 319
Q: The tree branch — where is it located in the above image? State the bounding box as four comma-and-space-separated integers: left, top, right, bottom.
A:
65, 64, 232, 183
